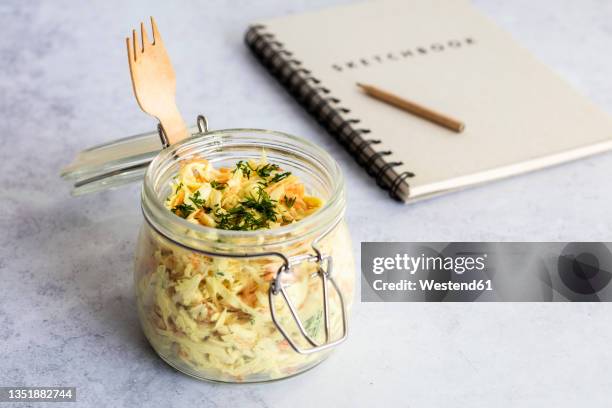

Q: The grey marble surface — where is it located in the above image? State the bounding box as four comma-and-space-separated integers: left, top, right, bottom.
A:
1, 0, 612, 407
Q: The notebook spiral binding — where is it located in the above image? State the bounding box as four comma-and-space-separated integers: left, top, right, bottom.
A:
245, 25, 413, 201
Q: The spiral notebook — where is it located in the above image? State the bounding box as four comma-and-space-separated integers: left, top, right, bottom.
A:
245, 0, 612, 202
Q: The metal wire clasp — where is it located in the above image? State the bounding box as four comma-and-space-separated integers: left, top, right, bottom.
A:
157, 114, 210, 148
268, 253, 349, 355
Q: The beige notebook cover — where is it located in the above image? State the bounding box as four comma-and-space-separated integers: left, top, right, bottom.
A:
248, 0, 612, 202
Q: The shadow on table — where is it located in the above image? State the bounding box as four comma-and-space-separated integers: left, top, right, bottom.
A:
14, 192, 176, 373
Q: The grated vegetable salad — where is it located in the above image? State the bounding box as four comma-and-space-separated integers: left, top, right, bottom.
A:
165, 155, 322, 230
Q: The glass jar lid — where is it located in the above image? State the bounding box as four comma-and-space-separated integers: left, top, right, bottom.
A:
61, 116, 210, 195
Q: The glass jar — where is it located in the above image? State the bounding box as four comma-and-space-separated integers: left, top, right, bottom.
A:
133, 128, 355, 383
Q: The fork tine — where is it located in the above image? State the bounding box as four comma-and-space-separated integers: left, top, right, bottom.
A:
140, 22, 150, 51
126, 36, 134, 64
150, 16, 162, 46
132, 29, 138, 60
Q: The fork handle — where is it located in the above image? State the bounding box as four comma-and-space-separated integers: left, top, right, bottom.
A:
157, 105, 189, 145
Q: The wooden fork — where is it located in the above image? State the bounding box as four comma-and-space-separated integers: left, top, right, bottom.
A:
126, 17, 188, 146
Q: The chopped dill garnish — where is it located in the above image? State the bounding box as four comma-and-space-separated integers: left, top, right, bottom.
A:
255, 163, 280, 178
215, 188, 278, 230
284, 195, 296, 208
190, 191, 212, 214
233, 160, 253, 179
241, 188, 278, 222
174, 182, 183, 194
172, 203, 195, 218
270, 171, 291, 183
190, 191, 206, 208
210, 180, 227, 191
216, 206, 267, 231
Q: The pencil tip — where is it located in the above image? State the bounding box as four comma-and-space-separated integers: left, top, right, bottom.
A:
356, 82, 365, 88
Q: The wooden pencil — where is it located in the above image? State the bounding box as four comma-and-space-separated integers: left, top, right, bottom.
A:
357, 83, 465, 133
